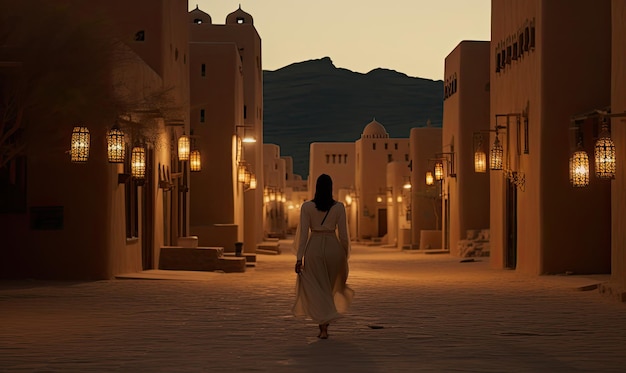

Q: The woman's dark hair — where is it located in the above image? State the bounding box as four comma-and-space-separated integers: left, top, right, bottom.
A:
312, 174, 336, 212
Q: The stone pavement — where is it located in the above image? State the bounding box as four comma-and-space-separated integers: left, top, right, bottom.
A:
1, 241, 625, 373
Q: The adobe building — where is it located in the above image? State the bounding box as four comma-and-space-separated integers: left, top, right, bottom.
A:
602, 0, 626, 301
442, 41, 490, 256
0, 0, 190, 279
263, 144, 287, 238
490, 0, 611, 274
308, 141, 356, 236
187, 38, 244, 251
354, 120, 410, 241
188, 6, 264, 253
408, 126, 442, 249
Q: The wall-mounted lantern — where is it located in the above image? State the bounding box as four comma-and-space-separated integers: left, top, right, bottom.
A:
189, 149, 202, 172
178, 134, 190, 161
568, 109, 626, 187
474, 150, 487, 173
425, 171, 434, 186
403, 176, 412, 190
70, 126, 90, 163
490, 133, 503, 170
434, 161, 444, 181
238, 161, 248, 183
570, 145, 589, 187
106, 125, 125, 163
249, 173, 257, 190
594, 120, 615, 179
131, 146, 146, 179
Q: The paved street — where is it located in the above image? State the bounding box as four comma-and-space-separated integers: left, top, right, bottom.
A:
1, 241, 625, 372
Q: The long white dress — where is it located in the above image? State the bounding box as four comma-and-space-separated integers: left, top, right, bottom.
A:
292, 201, 354, 324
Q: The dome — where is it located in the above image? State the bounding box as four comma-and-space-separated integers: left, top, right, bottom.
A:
189, 6, 212, 24
361, 119, 389, 139
226, 6, 253, 25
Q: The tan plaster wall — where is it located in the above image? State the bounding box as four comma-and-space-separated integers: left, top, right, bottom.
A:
189, 43, 243, 246
409, 127, 442, 247
611, 0, 626, 290
492, 0, 611, 274
309, 142, 356, 200
386, 161, 411, 247
443, 41, 491, 256
355, 137, 410, 239
190, 18, 264, 249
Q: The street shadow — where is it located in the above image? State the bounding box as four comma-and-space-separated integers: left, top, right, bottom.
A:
286, 338, 382, 373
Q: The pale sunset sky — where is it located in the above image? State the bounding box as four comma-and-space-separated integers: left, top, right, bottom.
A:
190, 0, 491, 81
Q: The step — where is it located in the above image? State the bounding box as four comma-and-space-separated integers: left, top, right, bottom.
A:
256, 242, 281, 255
158, 246, 224, 271
222, 252, 256, 266
217, 257, 247, 273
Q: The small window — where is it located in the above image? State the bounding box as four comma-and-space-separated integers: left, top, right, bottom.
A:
506, 45, 512, 64
373, 143, 376, 150
274, 163, 278, 170
326, 154, 330, 164
387, 154, 392, 162
244, 105, 247, 119
529, 23, 536, 49
237, 17, 245, 24
405, 154, 409, 161
200, 109, 205, 123
332, 154, 336, 164
512, 43, 518, 60
135, 30, 145, 41
394, 143, 398, 150
384, 143, 388, 150
194, 18, 203, 24
344, 154, 348, 163
524, 27, 530, 51
201, 64, 206, 77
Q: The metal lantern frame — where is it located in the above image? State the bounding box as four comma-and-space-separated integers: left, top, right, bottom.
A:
107, 125, 126, 163
70, 126, 90, 163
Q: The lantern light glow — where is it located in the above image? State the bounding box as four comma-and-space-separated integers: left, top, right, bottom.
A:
70, 126, 90, 163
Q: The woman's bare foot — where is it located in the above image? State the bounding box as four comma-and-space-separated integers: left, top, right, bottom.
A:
318, 323, 329, 339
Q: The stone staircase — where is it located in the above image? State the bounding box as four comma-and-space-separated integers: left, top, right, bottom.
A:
158, 245, 247, 273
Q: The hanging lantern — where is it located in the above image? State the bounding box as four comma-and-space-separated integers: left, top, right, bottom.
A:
178, 134, 190, 161
376, 195, 383, 203
434, 161, 444, 180
249, 174, 257, 190
189, 149, 202, 172
403, 180, 411, 189
490, 135, 503, 170
244, 169, 251, 187
570, 148, 589, 187
474, 150, 487, 173
106, 126, 125, 163
238, 162, 247, 183
594, 124, 615, 179
131, 146, 146, 179
70, 126, 90, 163
425, 171, 434, 186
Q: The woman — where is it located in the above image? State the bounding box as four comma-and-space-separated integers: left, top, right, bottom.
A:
292, 174, 354, 339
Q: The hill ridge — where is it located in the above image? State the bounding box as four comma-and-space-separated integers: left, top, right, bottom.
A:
263, 56, 443, 178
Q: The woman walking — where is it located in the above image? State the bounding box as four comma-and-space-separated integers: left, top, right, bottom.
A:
293, 174, 354, 339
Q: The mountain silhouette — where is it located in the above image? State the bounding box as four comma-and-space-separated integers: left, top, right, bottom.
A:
263, 57, 443, 179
